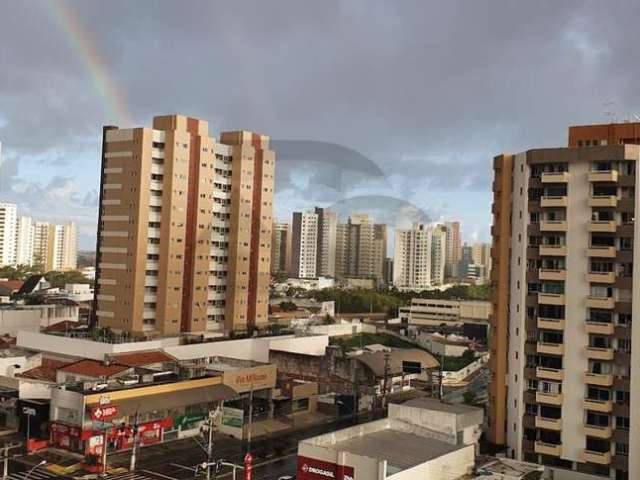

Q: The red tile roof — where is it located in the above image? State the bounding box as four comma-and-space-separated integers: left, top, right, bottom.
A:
112, 350, 176, 367
17, 359, 69, 383
59, 359, 130, 378
0, 280, 23, 292
44, 320, 82, 333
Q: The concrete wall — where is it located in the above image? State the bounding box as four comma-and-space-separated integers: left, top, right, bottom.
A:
388, 445, 474, 480
306, 322, 376, 337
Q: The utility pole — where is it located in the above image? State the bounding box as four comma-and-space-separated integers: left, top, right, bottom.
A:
129, 412, 139, 471
1, 443, 21, 480
382, 352, 390, 409
246, 385, 254, 454
206, 414, 214, 480
438, 352, 444, 400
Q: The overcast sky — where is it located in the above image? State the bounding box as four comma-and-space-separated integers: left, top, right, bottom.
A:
1, 1, 639, 250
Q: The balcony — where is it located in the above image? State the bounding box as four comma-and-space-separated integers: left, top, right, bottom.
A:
588, 195, 618, 208
587, 246, 616, 258
537, 342, 564, 355
585, 322, 614, 335
582, 450, 612, 465
536, 392, 563, 405
536, 391, 563, 406
540, 220, 567, 232
535, 441, 561, 457
539, 245, 566, 256
584, 372, 614, 386
584, 399, 613, 413
535, 416, 562, 431
586, 296, 615, 309
587, 221, 617, 233
584, 424, 613, 439
586, 346, 614, 361
588, 170, 619, 182
541, 196, 568, 208
538, 317, 565, 330
539, 269, 566, 281
541, 171, 569, 183
587, 272, 615, 284
537, 367, 564, 381
538, 293, 565, 305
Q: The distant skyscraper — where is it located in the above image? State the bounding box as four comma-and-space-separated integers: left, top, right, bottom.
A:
290, 211, 318, 278
16, 216, 34, 266
32, 221, 50, 269
336, 214, 386, 284
93, 115, 274, 337
0, 202, 17, 267
47, 222, 77, 271
314, 207, 337, 277
393, 224, 446, 290
444, 221, 461, 279
271, 222, 292, 275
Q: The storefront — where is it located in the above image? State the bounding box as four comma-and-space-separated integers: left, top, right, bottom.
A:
49, 375, 237, 456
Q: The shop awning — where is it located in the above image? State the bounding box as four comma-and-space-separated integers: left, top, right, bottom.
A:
104, 384, 238, 417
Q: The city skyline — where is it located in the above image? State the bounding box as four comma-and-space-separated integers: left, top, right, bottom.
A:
4, 2, 639, 250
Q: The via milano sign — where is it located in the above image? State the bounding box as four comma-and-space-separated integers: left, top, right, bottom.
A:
297, 456, 354, 480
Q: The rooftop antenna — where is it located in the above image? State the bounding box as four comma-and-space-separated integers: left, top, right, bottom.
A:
603, 100, 616, 123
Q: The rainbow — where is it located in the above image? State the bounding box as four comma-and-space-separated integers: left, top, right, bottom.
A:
45, 0, 133, 125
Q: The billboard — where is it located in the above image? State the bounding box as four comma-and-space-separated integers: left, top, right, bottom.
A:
220, 406, 244, 439
297, 456, 354, 480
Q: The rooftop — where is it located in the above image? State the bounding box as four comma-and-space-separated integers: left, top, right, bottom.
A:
355, 348, 439, 376
319, 426, 463, 474
400, 397, 481, 415
17, 359, 69, 382
59, 359, 130, 378
112, 350, 176, 367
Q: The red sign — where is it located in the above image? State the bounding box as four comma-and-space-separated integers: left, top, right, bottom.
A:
297, 456, 354, 480
90, 404, 119, 421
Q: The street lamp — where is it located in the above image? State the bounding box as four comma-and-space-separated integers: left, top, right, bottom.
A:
24, 460, 46, 480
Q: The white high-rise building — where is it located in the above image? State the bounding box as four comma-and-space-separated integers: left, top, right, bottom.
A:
48, 222, 77, 271
0, 202, 18, 267
290, 211, 319, 278
315, 207, 337, 277
16, 216, 34, 266
393, 224, 447, 290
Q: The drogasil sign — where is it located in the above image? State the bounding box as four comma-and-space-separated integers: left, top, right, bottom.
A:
297, 456, 354, 480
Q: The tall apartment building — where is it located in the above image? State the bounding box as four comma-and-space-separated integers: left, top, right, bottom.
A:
32, 221, 50, 268
488, 126, 639, 480
271, 222, 291, 275
47, 222, 77, 271
93, 114, 274, 337
290, 211, 318, 278
15, 216, 34, 266
444, 221, 461, 279
314, 207, 337, 277
335, 214, 386, 283
0, 203, 17, 267
393, 223, 446, 290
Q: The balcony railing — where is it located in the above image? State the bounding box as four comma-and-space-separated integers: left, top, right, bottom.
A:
536, 391, 563, 406
584, 398, 613, 413
535, 441, 561, 456
582, 449, 612, 465
537, 317, 565, 330
584, 372, 614, 386
586, 346, 614, 360
588, 195, 618, 208
587, 220, 617, 233
541, 196, 568, 208
541, 172, 569, 183
538, 293, 565, 305
539, 245, 567, 256
588, 170, 619, 182
586, 296, 615, 309
540, 220, 568, 232
537, 342, 564, 355
539, 269, 566, 281
537, 367, 564, 381
536, 416, 562, 431
585, 321, 614, 335
587, 272, 616, 284
587, 246, 616, 258
584, 424, 613, 439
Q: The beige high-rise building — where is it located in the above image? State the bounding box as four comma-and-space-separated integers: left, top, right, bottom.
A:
444, 221, 461, 279
335, 214, 386, 283
93, 115, 274, 337
271, 222, 291, 275
32, 221, 50, 269
393, 223, 446, 290
488, 125, 639, 480
47, 222, 77, 271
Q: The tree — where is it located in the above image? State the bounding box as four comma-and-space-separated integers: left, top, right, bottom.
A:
273, 271, 288, 284
45, 270, 91, 288
463, 391, 478, 406
279, 301, 298, 312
